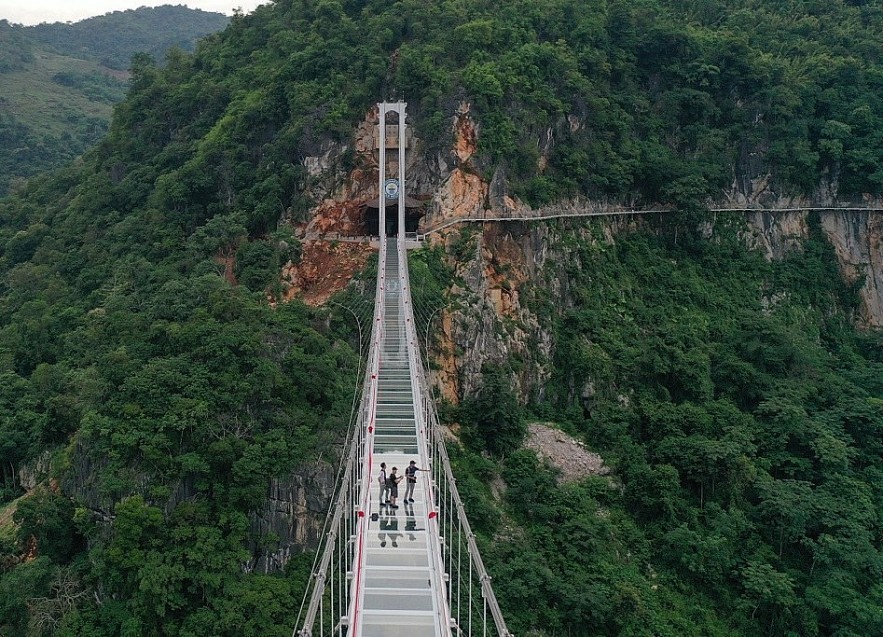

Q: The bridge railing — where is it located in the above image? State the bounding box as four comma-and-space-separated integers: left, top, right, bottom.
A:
294, 243, 386, 637
400, 241, 513, 637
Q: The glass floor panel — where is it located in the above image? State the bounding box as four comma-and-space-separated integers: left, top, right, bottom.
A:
373, 444, 419, 454
360, 615, 438, 637
365, 571, 433, 589
363, 590, 435, 612
374, 434, 417, 442
372, 424, 415, 432
365, 550, 430, 568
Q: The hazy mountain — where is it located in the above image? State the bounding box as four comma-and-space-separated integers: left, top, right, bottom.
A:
0, 5, 229, 196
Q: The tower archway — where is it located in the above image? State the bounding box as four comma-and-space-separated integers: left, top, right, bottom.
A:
363, 195, 424, 236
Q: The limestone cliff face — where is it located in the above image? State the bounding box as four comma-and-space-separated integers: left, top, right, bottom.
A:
17, 451, 52, 491
245, 465, 335, 573
742, 211, 810, 260
431, 221, 556, 403
742, 210, 883, 328
819, 212, 883, 329
430, 216, 639, 404
293, 104, 883, 406
61, 440, 333, 574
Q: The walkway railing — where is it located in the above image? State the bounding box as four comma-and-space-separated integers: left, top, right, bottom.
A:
294, 240, 385, 637
417, 203, 883, 237
400, 240, 513, 637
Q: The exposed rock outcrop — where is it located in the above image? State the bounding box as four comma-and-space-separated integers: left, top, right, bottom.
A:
741, 210, 883, 327
245, 464, 335, 573
431, 220, 559, 402
61, 439, 334, 574
820, 211, 883, 328
743, 210, 809, 260
18, 451, 52, 491
287, 101, 883, 409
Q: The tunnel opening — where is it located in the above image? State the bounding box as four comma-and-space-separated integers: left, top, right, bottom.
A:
363, 196, 424, 236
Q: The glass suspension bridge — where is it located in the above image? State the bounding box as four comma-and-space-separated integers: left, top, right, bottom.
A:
294, 103, 512, 637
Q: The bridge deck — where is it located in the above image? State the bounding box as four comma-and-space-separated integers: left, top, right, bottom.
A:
357, 241, 444, 637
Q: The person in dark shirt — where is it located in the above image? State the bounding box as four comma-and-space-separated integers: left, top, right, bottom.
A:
378, 462, 389, 506
387, 467, 402, 508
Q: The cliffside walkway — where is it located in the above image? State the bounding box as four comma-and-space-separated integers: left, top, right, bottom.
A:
294, 237, 511, 637
417, 204, 883, 237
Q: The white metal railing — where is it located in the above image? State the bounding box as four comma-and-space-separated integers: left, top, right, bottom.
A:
346, 237, 385, 636
294, 242, 385, 637
398, 234, 454, 636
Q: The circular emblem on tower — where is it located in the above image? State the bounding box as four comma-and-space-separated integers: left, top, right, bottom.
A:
383, 178, 400, 200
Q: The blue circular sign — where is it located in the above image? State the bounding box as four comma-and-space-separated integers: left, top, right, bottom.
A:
384, 179, 400, 200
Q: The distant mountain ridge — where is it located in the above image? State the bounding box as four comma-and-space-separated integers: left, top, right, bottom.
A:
20, 5, 230, 70
0, 5, 230, 196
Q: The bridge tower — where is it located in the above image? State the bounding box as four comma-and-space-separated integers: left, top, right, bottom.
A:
377, 102, 407, 239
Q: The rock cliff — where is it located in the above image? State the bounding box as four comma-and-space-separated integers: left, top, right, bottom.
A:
742, 210, 883, 328
430, 221, 556, 402
245, 465, 335, 574
819, 211, 883, 329
293, 104, 883, 405
60, 439, 334, 574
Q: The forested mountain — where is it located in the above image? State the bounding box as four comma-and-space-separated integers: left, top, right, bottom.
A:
0, 6, 229, 196
22, 6, 231, 71
0, 0, 881, 635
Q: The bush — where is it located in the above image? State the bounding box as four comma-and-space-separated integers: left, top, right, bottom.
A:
461, 366, 526, 456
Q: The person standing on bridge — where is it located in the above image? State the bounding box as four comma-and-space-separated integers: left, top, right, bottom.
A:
404, 460, 426, 503
378, 462, 389, 506
387, 467, 403, 508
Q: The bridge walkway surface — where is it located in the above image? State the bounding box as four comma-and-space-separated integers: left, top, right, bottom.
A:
354, 239, 445, 636
295, 235, 511, 637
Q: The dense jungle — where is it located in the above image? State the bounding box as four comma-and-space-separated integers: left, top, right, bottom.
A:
0, 0, 881, 635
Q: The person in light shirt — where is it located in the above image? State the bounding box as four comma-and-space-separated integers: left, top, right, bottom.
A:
403, 460, 426, 503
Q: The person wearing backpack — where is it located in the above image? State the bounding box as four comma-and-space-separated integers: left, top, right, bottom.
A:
378, 462, 389, 506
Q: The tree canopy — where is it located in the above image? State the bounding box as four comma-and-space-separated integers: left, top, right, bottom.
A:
0, 0, 882, 634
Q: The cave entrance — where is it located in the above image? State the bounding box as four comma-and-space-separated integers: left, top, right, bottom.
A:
363, 196, 424, 236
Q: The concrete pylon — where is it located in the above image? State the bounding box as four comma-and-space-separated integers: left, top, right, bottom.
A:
376, 101, 407, 243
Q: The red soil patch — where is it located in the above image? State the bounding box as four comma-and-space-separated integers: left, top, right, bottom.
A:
214, 252, 238, 286
302, 199, 367, 237
281, 240, 375, 306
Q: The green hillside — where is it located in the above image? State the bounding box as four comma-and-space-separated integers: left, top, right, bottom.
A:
0, 46, 119, 193
445, 219, 883, 636
0, 6, 229, 196
24, 6, 231, 71
0, 0, 880, 635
